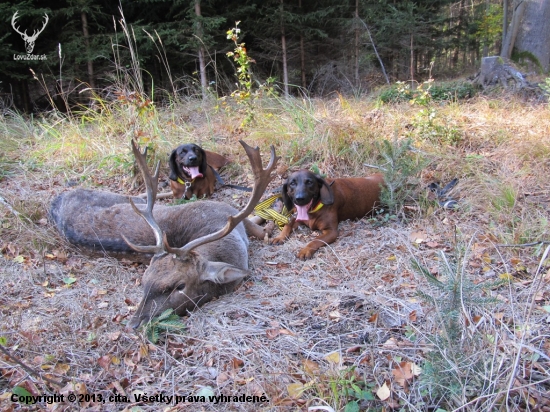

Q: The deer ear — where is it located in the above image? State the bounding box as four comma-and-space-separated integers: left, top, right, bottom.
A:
168, 149, 178, 181
200, 262, 249, 284
317, 175, 334, 205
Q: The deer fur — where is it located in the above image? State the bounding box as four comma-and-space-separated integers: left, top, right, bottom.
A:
50, 141, 278, 329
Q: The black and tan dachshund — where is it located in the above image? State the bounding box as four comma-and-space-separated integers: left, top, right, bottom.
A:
168, 144, 229, 199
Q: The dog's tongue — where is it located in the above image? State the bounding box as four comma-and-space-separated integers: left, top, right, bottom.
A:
183, 166, 203, 179
295, 200, 312, 221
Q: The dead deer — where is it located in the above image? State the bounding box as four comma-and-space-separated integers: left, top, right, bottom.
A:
50, 140, 279, 329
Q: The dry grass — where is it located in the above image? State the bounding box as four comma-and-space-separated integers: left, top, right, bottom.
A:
0, 93, 549, 411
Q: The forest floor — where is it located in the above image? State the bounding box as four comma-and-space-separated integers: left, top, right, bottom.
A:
0, 90, 549, 411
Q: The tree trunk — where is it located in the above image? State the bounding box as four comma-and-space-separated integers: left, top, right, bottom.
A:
514, 0, 550, 71
502, 0, 509, 42
81, 11, 95, 89
280, 0, 289, 98
452, 0, 466, 66
195, 0, 208, 100
410, 34, 414, 86
299, 0, 306, 89
500, 0, 527, 59
354, 0, 360, 88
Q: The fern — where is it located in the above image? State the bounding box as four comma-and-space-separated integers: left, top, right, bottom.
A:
412, 248, 507, 405
375, 136, 426, 216
142, 309, 186, 343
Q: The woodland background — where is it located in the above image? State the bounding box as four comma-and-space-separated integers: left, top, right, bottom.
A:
1, 0, 550, 113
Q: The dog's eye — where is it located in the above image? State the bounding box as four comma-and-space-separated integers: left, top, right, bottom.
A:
289, 180, 297, 187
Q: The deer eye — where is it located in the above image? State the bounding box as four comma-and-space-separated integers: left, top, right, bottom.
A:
176, 283, 186, 292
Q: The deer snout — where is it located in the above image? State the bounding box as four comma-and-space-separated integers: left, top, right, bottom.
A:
127, 313, 146, 330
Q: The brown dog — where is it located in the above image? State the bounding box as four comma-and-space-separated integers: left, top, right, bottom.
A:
169, 144, 229, 199
271, 170, 384, 259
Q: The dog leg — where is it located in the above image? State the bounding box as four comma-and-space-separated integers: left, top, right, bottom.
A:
270, 218, 298, 245
297, 228, 339, 259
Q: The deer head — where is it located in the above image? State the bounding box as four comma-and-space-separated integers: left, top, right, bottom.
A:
12, 11, 49, 54
126, 140, 279, 329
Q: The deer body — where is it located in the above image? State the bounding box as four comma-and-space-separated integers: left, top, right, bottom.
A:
51, 190, 248, 259
50, 141, 279, 330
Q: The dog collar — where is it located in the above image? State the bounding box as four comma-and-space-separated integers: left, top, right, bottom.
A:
176, 176, 195, 185
309, 201, 324, 213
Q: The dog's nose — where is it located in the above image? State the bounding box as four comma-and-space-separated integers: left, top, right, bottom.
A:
188, 154, 197, 161
294, 194, 308, 205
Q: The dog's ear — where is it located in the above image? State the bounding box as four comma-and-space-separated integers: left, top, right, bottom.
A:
168, 149, 178, 181
197, 146, 208, 174
316, 175, 334, 205
281, 182, 294, 212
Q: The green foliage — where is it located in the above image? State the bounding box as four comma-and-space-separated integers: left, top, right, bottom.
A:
539, 77, 550, 106
324, 366, 376, 411
375, 136, 426, 216
378, 81, 476, 104
380, 80, 467, 146
221, 21, 276, 127
140, 309, 185, 344
412, 249, 507, 405
512, 50, 544, 73
172, 194, 199, 205
475, 4, 503, 51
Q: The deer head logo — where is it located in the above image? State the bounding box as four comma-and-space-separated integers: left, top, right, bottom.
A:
12, 11, 49, 54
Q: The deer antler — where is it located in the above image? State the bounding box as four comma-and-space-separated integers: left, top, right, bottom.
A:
165, 140, 279, 256
122, 140, 165, 254
11, 12, 48, 40
11, 12, 26, 37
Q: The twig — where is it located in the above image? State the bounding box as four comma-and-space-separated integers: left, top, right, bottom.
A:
0, 343, 65, 387
357, 18, 390, 84
363, 163, 387, 171
496, 241, 550, 248
0, 195, 21, 217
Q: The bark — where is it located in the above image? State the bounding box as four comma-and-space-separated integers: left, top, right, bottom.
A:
299, 0, 306, 89
514, 0, 550, 71
81, 11, 95, 89
195, 0, 208, 100
280, 0, 289, 98
473, 56, 531, 90
500, 0, 527, 59
452, 0, 466, 65
354, 0, 360, 88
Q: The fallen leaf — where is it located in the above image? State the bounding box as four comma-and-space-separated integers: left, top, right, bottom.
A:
324, 351, 340, 364
376, 381, 391, 400
231, 357, 244, 369
303, 359, 320, 375
266, 329, 280, 339
392, 362, 413, 387
328, 310, 341, 322
287, 382, 304, 398
409, 231, 427, 244
97, 355, 111, 370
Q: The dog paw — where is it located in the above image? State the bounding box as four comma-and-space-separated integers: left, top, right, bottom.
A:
270, 236, 286, 245
297, 248, 316, 260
